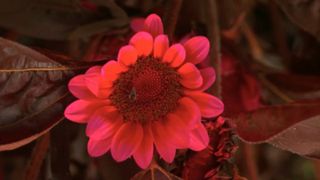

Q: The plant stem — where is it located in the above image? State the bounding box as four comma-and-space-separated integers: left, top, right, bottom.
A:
24, 133, 50, 180
206, 0, 222, 98
164, 0, 183, 40
243, 143, 259, 180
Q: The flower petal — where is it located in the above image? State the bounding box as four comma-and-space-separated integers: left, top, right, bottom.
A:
64, 100, 107, 123
197, 67, 216, 91
163, 44, 186, 68
101, 60, 127, 84
111, 122, 143, 162
87, 137, 112, 157
174, 97, 201, 128
152, 121, 176, 163
129, 32, 153, 57
178, 63, 203, 89
185, 91, 224, 118
183, 36, 210, 64
189, 123, 209, 151
86, 106, 123, 140
68, 75, 96, 100
133, 125, 154, 169
118, 45, 138, 66
165, 114, 190, 149
143, 14, 163, 37
153, 35, 169, 59
84, 66, 112, 98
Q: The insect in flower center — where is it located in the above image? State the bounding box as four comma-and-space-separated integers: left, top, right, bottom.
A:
109, 56, 183, 124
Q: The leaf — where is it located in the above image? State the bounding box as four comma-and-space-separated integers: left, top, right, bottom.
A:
132, 165, 182, 180
267, 115, 320, 159
232, 100, 320, 143
0, 0, 128, 40
275, 0, 320, 41
0, 38, 91, 151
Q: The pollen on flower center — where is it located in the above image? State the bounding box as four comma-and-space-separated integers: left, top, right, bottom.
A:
109, 56, 183, 124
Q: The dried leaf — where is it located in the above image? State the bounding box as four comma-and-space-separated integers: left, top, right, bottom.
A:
233, 100, 320, 143
267, 115, 320, 159
275, 0, 320, 41
132, 165, 182, 180
0, 38, 92, 151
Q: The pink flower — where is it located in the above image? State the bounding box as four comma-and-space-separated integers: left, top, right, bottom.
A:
64, 14, 224, 169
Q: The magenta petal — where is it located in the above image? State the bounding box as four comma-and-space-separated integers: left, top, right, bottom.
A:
174, 97, 201, 127
68, 75, 96, 100
118, 45, 138, 66
163, 44, 186, 68
130, 18, 145, 32
133, 125, 154, 169
129, 32, 153, 57
143, 14, 164, 37
153, 35, 169, 59
189, 123, 209, 151
87, 137, 112, 157
84, 67, 112, 98
178, 63, 203, 89
152, 121, 176, 163
165, 115, 190, 149
111, 122, 143, 162
86, 106, 122, 140
185, 91, 224, 118
197, 67, 216, 91
64, 100, 107, 123
184, 36, 210, 64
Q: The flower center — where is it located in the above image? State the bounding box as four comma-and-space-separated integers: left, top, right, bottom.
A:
109, 56, 183, 124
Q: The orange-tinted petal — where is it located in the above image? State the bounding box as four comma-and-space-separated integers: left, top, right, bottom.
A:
185, 91, 224, 118
189, 123, 209, 151
87, 137, 112, 157
143, 14, 164, 37
163, 44, 186, 68
174, 97, 201, 127
153, 35, 169, 59
178, 63, 203, 89
129, 32, 153, 56
101, 60, 127, 84
111, 122, 143, 162
118, 45, 138, 66
184, 36, 210, 64
133, 125, 154, 169
152, 121, 176, 163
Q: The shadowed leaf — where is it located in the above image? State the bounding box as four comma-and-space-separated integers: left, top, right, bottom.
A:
132, 165, 182, 180
267, 115, 320, 159
0, 38, 94, 151
233, 100, 320, 143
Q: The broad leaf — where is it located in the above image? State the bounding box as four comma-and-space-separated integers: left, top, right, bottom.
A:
233, 101, 320, 143
0, 38, 94, 151
267, 115, 320, 159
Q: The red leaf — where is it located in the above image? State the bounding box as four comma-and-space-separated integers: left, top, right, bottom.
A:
267, 115, 320, 159
233, 100, 320, 143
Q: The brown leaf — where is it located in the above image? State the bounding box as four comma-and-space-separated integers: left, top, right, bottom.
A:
0, 38, 88, 151
233, 100, 320, 142
132, 165, 182, 180
267, 115, 320, 159
275, 0, 320, 41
